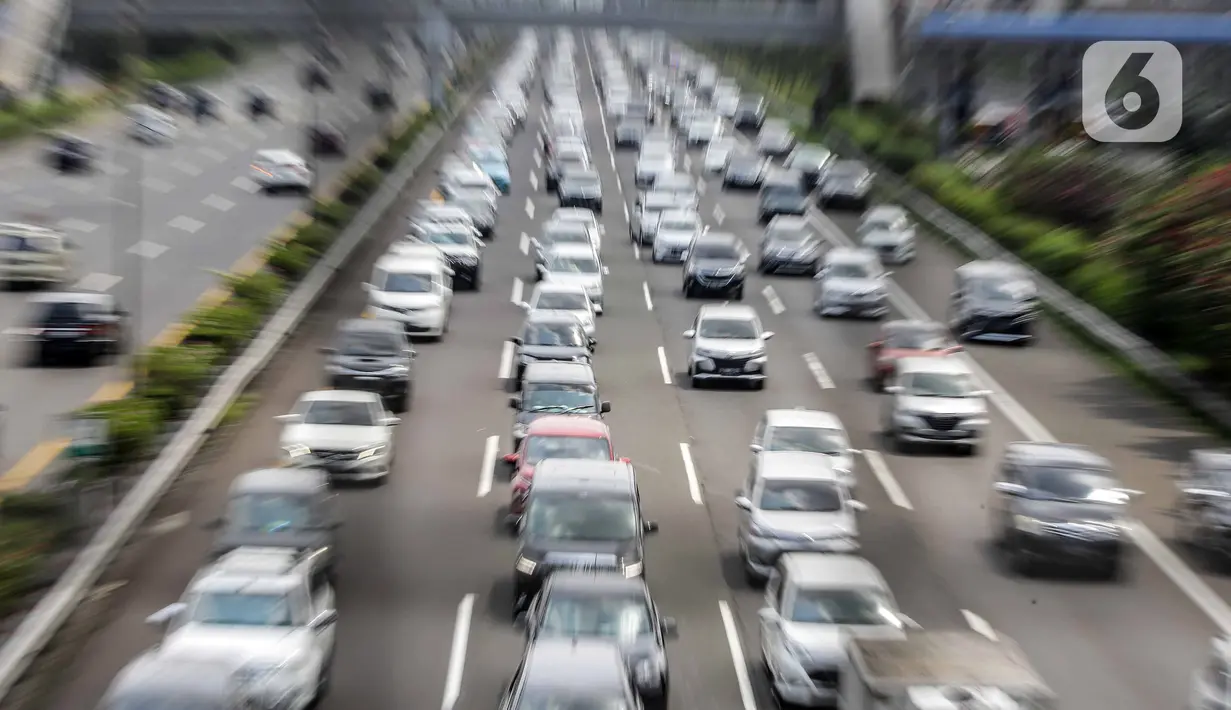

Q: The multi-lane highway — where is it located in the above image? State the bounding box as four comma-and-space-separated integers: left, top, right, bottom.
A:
0, 42, 426, 488
28, 33, 1231, 710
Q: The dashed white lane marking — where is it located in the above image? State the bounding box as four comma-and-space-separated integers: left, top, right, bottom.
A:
656, 346, 672, 386
718, 601, 759, 710
713, 205, 726, 225
141, 177, 174, 194
172, 160, 203, 177
15, 195, 52, 208
533, 150, 542, 168
519, 232, 529, 255
497, 341, 515, 380
202, 194, 235, 212
642, 281, 653, 311
761, 285, 784, 314
529, 172, 538, 191
168, 215, 204, 234
862, 449, 913, 510
698, 181, 707, 195
148, 511, 190, 536
57, 218, 98, 233
802, 352, 834, 390
74, 272, 122, 292
682, 155, 692, 172
524, 198, 534, 220
127, 241, 167, 259
231, 176, 260, 194
511, 277, 524, 305
477, 435, 499, 497
199, 146, 227, 162
441, 594, 475, 710
962, 610, 998, 641
679, 443, 703, 505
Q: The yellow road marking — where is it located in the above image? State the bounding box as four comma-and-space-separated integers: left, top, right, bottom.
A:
89, 380, 133, 403
230, 247, 267, 277
0, 439, 71, 493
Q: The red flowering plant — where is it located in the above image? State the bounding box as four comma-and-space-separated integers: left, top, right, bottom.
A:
997, 152, 1125, 233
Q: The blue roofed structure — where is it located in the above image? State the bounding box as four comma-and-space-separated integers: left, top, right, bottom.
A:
919, 10, 1231, 44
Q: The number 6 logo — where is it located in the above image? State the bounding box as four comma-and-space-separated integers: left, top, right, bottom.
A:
1082, 41, 1182, 143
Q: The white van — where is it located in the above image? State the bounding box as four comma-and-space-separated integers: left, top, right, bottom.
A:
0, 223, 72, 286
126, 104, 177, 145
363, 254, 453, 340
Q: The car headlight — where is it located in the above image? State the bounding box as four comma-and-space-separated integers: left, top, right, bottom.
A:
623, 560, 643, 578
749, 522, 807, 541
380, 365, 409, 375
515, 556, 537, 574
1014, 515, 1043, 534
282, 443, 310, 460
961, 417, 989, 427
893, 413, 926, 428
817, 535, 859, 552
748, 356, 768, 366
356, 444, 387, 461
693, 349, 721, 359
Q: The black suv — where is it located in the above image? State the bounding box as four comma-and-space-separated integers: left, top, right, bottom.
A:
758, 171, 810, 224
320, 318, 415, 412
817, 159, 873, 210
511, 361, 609, 450
990, 442, 1138, 580
45, 133, 94, 173
510, 311, 595, 383
518, 572, 677, 707
308, 122, 346, 157
950, 260, 1039, 346
498, 638, 642, 710
512, 459, 657, 613
25, 292, 126, 366
682, 232, 749, 299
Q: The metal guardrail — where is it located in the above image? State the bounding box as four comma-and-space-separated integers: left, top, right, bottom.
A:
0, 64, 492, 701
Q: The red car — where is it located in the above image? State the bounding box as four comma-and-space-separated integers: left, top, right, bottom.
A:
502, 416, 626, 518
867, 319, 961, 391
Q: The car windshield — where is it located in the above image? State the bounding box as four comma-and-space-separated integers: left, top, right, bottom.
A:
558, 159, 589, 176
525, 435, 610, 464
766, 426, 847, 455
229, 493, 314, 533
470, 147, 504, 162
757, 479, 843, 512
973, 277, 1035, 302
829, 262, 872, 279
421, 230, 473, 245
535, 291, 589, 311
788, 588, 894, 626
338, 330, 402, 356
729, 157, 762, 170
900, 372, 975, 398
828, 163, 867, 180
525, 323, 586, 347
514, 689, 631, 710
524, 496, 638, 541
698, 318, 757, 339
691, 243, 739, 260
301, 400, 375, 426
644, 195, 676, 211
864, 216, 907, 232
540, 593, 653, 641
767, 227, 809, 243
791, 149, 830, 165
764, 184, 805, 198
543, 229, 590, 247
1026, 467, 1121, 502
563, 174, 601, 190
381, 272, 434, 293
547, 254, 600, 274
885, 327, 949, 350
524, 385, 597, 413
659, 216, 697, 232
190, 591, 293, 626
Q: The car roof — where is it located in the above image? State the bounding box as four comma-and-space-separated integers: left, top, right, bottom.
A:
534, 282, 588, 295
658, 209, 697, 223
551, 208, 597, 222
524, 361, 596, 384
525, 415, 611, 437
1004, 441, 1112, 470
895, 356, 970, 376
957, 259, 1026, 278
374, 253, 445, 273
255, 149, 302, 163
864, 205, 907, 220
691, 231, 739, 246
1192, 449, 1231, 471
29, 291, 112, 305
418, 204, 471, 220
231, 467, 328, 495
548, 570, 650, 596
526, 310, 585, 326
826, 247, 878, 263
535, 459, 632, 488
107, 654, 236, 704
756, 451, 841, 481
190, 548, 306, 594
764, 408, 844, 430
337, 318, 404, 336
781, 553, 887, 590
766, 216, 808, 230
698, 303, 758, 320
524, 638, 628, 688
546, 243, 599, 257
299, 389, 382, 404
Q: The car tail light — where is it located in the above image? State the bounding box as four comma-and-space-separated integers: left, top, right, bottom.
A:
88, 323, 109, 337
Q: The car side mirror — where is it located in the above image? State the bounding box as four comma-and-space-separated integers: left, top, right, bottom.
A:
680, 250, 690, 260
405, 349, 416, 358
317, 346, 336, 354
274, 413, 301, 423
757, 607, 780, 625
643, 520, 659, 534
588, 337, 597, 351
661, 617, 679, 638
682, 329, 696, 339
508, 395, 521, 409
600, 401, 612, 413
898, 612, 922, 629
749, 443, 763, 453
883, 385, 904, 394
734, 496, 753, 511
382, 416, 401, 426
310, 609, 339, 630
992, 481, 1027, 496
145, 602, 187, 627
516, 301, 531, 311
509, 336, 523, 345
849, 500, 868, 512
761, 331, 775, 340
202, 517, 223, 530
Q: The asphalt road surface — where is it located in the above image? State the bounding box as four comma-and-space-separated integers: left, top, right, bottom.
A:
31, 33, 1231, 710
0, 42, 426, 486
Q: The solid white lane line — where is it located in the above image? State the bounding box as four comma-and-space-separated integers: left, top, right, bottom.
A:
519, 232, 530, 255
498, 341, 515, 380
761, 285, 785, 315
511, 277, 524, 305
477, 435, 499, 497
803, 212, 1231, 633
74, 272, 122, 292
529, 172, 538, 191
202, 194, 235, 212
713, 205, 726, 225
57, 218, 98, 234
962, 610, 998, 641
679, 443, 703, 505
168, 215, 204, 234
656, 346, 672, 385
682, 155, 692, 172
718, 601, 759, 710
862, 450, 913, 510
802, 352, 834, 389
642, 282, 654, 311
525, 198, 534, 220
441, 594, 476, 710
631, 240, 641, 260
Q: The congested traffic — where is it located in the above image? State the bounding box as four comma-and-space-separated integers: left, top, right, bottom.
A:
64, 27, 1231, 710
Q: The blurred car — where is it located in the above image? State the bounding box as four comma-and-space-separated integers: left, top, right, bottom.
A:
723, 152, 770, 189
704, 137, 737, 172
19, 291, 126, 366
757, 216, 822, 275
817, 160, 874, 210
278, 389, 400, 484
250, 149, 313, 194
866, 319, 960, 391
858, 205, 916, 264
614, 118, 647, 148
308, 122, 347, 157
556, 169, 603, 213
45, 132, 94, 173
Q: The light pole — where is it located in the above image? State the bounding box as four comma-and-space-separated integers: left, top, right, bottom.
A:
116, 0, 145, 379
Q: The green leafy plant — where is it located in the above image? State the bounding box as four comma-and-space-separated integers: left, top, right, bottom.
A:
312, 200, 357, 229
140, 344, 221, 417
225, 270, 286, 314
186, 301, 262, 354
267, 242, 316, 280
291, 223, 337, 254
82, 396, 163, 466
